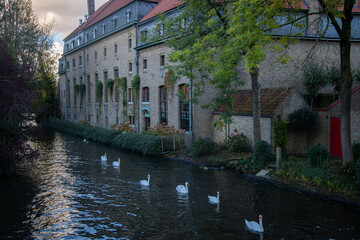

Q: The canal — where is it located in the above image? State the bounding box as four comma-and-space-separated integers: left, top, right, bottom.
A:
1, 131, 359, 239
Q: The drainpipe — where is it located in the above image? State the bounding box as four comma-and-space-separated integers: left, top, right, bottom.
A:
83, 47, 87, 121
64, 56, 69, 120
134, 23, 140, 133
189, 77, 193, 142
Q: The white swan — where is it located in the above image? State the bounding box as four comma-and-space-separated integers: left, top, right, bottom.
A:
101, 153, 107, 162
112, 158, 120, 167
176, 182, 190, 194
140, 174, 150, 186
245, 215, 264, 233
83, 138, 88, 143
208, 191, 220, 204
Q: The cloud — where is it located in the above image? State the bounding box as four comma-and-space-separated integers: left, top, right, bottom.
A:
32, 0, 108, 40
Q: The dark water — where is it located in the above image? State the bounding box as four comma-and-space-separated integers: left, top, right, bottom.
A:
1, 131, 359, 239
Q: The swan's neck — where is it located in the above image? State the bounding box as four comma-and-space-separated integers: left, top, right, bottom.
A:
259, 219, 263, 231
217, 192, 220, 200
185, 183, 188, 190
147, 176, 150, 183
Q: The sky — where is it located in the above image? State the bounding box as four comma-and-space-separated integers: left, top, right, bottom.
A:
32, 0, 108, 55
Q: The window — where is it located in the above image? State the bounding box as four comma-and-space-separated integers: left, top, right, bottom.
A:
126, 11, 131, 22
114, 68, 119, 102
160, 54, 165, 68
114, 43, 118, 54
66, 44, 69, 51
72, 58, 76, 68
113, 18, 117, 28
67, 79, 70, 105
66, 61, 70, 69
142, 87, 149, 102
79, 76, 83, 105
143, 58, 147, 70
159, 86, 167, 124
104, 71, 108, 102
95, 72, 99, 102
128, 88, 132, 102
79, 56, 82, 66
159, 23, 164, 35
93, 29, 97, 38
179, 84, 190, 131
102, 24, 106, 34
87, 75, 91, 103
71, 41, 75, 49
129, 62, 132, 73
86, 53, 89, 63
95, 51, 97, 60
129, 116, 135, 125
85, 33, 89, 42
128, 37, 132, 49
77, 37, 81, 46
104, 47, 107, 57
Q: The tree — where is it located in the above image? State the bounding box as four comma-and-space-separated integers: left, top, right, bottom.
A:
316, 0, 356, 165
154, 0, 304, 144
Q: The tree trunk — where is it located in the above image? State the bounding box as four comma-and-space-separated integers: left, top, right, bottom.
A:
339, 1, 355, 165
250, 67, 262, 145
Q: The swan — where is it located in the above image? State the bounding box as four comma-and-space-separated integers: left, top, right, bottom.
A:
208, 191, 220, 204
83, 138, 88, 143
101, 153, 107, 162
176, 182, 190, 194
245, 215, 264, 233
140, 174, 150, 186
112, 158, 120, 167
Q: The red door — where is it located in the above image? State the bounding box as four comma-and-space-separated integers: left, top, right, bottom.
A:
330, 117, 342, 157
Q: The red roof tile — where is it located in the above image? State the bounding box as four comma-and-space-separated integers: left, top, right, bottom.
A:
65, 0, 161, 40
140, 0, 184, 23
216, 88, 292, 115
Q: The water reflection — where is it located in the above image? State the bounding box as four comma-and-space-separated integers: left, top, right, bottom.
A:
0, 131, 359, 239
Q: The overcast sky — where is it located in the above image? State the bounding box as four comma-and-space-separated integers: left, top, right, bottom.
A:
32, 0, 108, 54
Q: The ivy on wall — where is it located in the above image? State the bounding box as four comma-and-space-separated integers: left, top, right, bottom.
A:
131, 74, 140, 123
105, 78, 114, 100
120, 77, 127, 122
96, 81, 103, 114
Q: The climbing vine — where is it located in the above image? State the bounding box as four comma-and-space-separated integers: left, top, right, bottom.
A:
273, 116, 289, 155
105, 78, 114, 101
131, 74, 140, 121
96, 81, 103, 114
120, 77, 127, 122
74, 84, 80, 94
79, 83, 86, 105
164, 69, 175, 98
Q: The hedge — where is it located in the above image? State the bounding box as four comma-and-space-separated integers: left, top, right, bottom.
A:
45, 119, 162, 156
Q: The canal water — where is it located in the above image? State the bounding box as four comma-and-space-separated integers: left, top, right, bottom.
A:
1, 131, 359, 239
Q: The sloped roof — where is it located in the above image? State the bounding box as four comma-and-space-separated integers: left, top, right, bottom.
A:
65, 0, 161, 40
314, 85, 360, 112
216, 88, 293, 116
140, 0, 184, 23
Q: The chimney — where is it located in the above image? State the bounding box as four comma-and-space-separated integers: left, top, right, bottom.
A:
87, 0, 95, 17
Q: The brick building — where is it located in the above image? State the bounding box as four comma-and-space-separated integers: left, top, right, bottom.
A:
58, 0, 360, 149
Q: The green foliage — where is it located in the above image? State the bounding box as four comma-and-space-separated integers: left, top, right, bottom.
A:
150, 0, 303, 124
277, 156, 359, 195
188, 138, 217, 157
111, 122, 135, 132
105, 78, 114, 99
79, 83, 86, 104
74, 84, 80, 93
46, 119, 162, 155
355, 160, 360, 184
131, 75, 140, 117
352, 142, 360, 162
120, 77, 127, 121
306, 145, 329, 167
143, 124, 185, 136
303, 62, 329, 103
226, 129, 248, 153
96, 81, 103, 103
236, 157, 262, 174
273, 116, 288, 153
254, 140, 271, 167
288, 107, 316, 131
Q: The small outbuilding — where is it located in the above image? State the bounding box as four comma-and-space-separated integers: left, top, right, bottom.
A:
212, 88, 307, 153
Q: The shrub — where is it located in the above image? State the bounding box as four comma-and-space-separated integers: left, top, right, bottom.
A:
226, 129, 248, 153
288, 107, 316, 131
306, 145, 329, 167
111, 122, 135, 132
46, 119, 162, 155
253, 140, 271, 167
188, 138, 217, 157
355, 160, 360, 185
143, 123, 185, 136
352, 142, 360, 162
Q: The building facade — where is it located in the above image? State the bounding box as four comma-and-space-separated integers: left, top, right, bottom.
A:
58, 0, 360, 145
